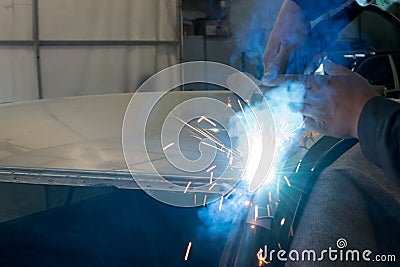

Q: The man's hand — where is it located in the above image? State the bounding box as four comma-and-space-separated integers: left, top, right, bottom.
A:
263, 0, 309, 77
301, 61, 378, 139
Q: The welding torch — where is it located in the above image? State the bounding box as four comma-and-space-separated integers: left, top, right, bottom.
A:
259, 73, 387, 97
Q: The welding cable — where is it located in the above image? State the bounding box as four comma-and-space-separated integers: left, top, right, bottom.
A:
273, 136, 358, 250
310, 0, 356, 28
287, 1, 364, 74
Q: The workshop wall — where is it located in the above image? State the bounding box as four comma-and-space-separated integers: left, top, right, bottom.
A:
0, 0, 37, 103
0, 1, 399, 103
0, 0, 179, 103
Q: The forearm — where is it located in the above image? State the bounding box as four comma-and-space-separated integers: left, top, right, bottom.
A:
262, 0, 309, 74
358, 97, 400, 180
265, 0, 364, 74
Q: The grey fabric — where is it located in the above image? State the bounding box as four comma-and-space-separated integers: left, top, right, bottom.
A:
286, 144, 400, 266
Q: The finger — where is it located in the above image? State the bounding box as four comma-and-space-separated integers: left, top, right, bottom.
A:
303, 90, 323, 104
264, 42, 290, 77
302, 74, 313, 88
303, 116, 318, 132
263, 41, 279, 72
303, 116, 327, 134
323, 60, 352, 76
301, 102, 327, 122
262, 74, 299, 86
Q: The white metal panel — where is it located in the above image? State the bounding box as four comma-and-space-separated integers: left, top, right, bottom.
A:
0, 92, 233, 170
0, 47, 38, 103
0, 0, 32, 40
0, 94, 129, 170
0, 92, 238, 193
38, 0, 178, 41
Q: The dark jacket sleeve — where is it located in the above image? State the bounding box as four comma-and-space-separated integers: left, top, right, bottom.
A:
291, 0, 349, 21
358, 97, 400, 180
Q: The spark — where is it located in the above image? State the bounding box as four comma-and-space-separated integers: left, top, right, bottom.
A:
229, 165, 242, 170
280, 218, 286, 226
191, 134, 202, 141
277, 243, 282, 250
257, 248, 270, 266
184, 242, 192, 261
184, 181, 191, 194
207, 136, 242, 162
197, 115, 217, 127
295, 161, 301, 172
258, 260, 270, 266
237, 99, 251, 129
208, 128, 220, 133
200, 138, 240, 162
244, 200, 251, 206
226, 97, 232, 108
174, 116, 215, 145
162, 142, 174, 151
203, 195, 207, 206
201, 127, 223, 145
288, 117, 307, 135
284, 176, 292, 187
207, 165, 216, 172
208, 183, 216, 191
268, 191, 272, 203
255, 205, 259, 221
209, 171, 214, 184
218, 195, 224, 211
175, 114, 241, 159
229, 156, 233, 166
202, 129, 241, 159
251, 225, 256, 229
276, 181, 280, 199
290, 225, 294, 236
202, 116, 217, 127
267, 204, 271, 217
194, 194, 197, 205
201, 141, 225, 153
225, 188, 236, 199
174, 116, 245, 182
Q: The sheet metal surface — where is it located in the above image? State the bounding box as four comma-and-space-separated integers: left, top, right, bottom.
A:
0, 92, 240, 192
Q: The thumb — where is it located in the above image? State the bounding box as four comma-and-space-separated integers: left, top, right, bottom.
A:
323, 60, 351, 76
264, 42, 290, 77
